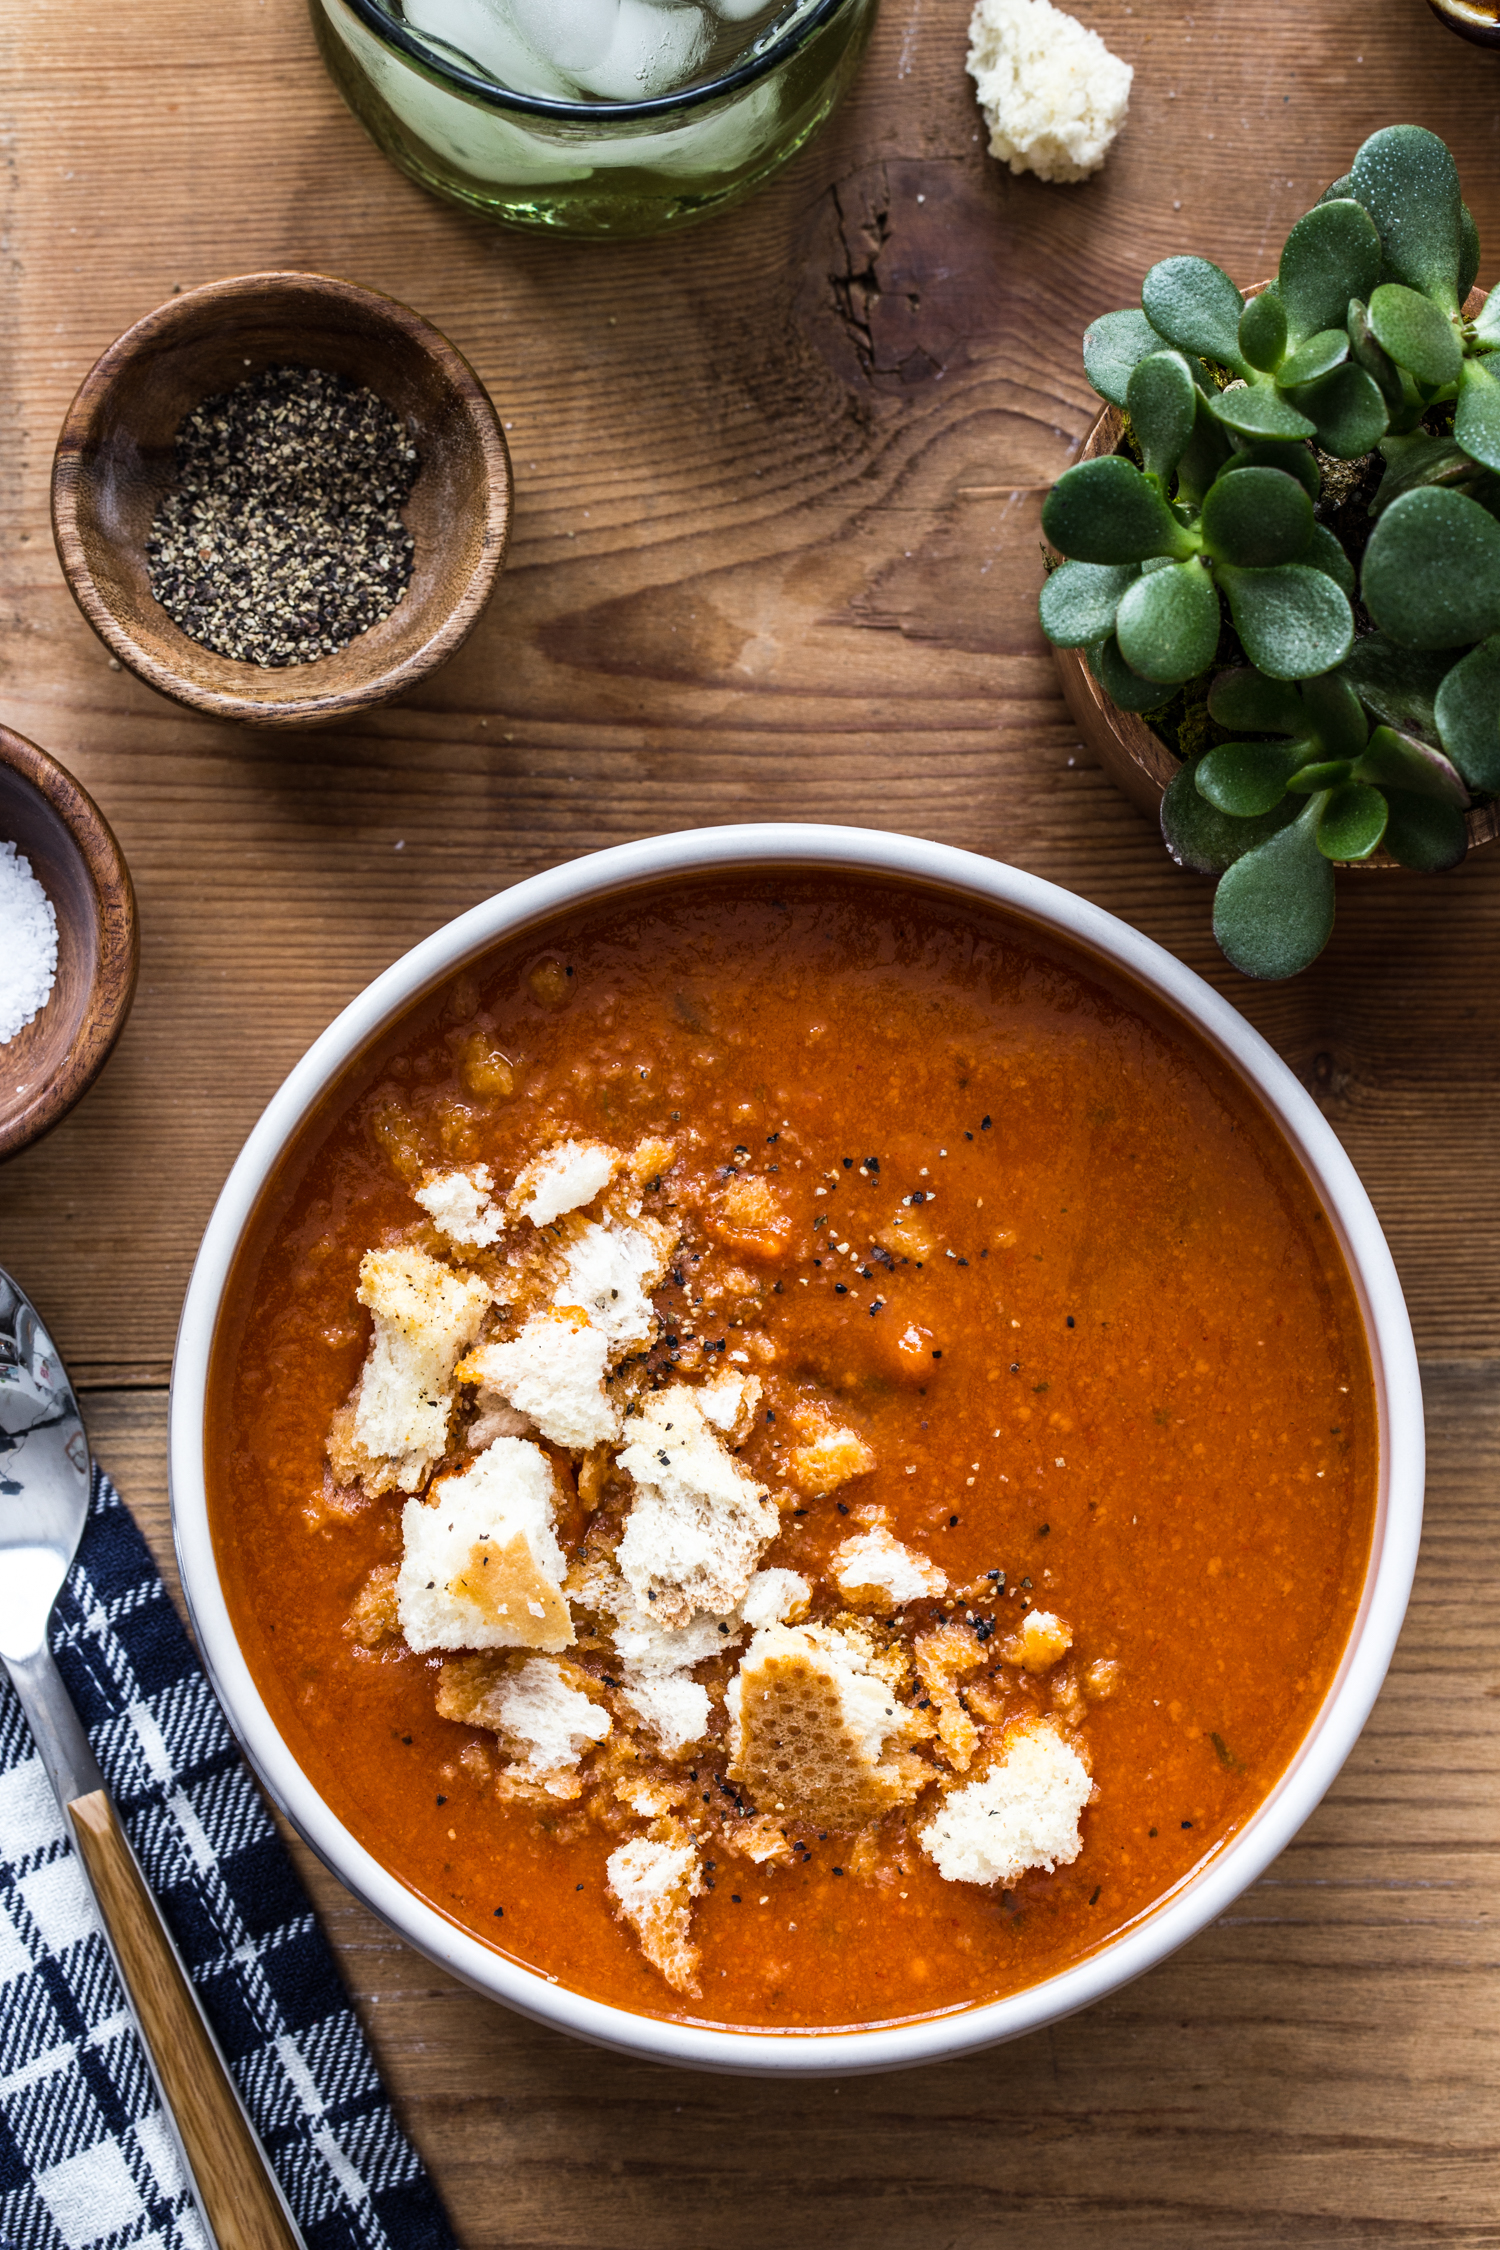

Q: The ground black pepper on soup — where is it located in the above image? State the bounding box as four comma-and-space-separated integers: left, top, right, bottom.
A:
207, 877, 1377, 2031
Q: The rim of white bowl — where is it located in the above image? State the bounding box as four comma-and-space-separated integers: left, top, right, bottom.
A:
169, 823, 1424, 2079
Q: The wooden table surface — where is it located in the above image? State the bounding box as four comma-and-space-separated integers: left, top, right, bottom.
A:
5, 0, 1500, 2238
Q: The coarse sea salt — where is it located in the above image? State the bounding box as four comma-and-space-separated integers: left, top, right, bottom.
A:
0, 841, 59, 1045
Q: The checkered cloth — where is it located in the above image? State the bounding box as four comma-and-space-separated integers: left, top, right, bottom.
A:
0, 1465, 458, 2250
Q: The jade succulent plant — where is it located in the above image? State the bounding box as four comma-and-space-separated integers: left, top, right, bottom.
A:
1040, 124, 1500, 979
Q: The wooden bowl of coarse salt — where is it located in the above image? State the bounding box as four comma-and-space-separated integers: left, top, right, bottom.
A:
0, 727, 137, 1161
50, 272, 512, 729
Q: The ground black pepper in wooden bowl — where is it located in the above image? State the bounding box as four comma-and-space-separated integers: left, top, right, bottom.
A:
145, 363, 419, 668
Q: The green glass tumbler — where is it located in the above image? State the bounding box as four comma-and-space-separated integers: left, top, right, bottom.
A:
312, 0, 878, 238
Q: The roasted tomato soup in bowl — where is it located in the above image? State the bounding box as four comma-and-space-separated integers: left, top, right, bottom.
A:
171, 827, 1421, 2074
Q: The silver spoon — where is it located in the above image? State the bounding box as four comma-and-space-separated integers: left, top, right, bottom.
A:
0, 1266, 304, 2250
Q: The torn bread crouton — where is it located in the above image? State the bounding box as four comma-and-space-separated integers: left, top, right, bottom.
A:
509, 1139, 619, 1228
725, 1622, 927, 1827
787, 1410, 876, 1499
397, 1437, 572, 1653
619, 1671, 712, 1760
622, 1135, 676, 1193
710, 1175, 793, 1262
695, 1367, 762, 1444
344, 1562, 400, 1647
415, 1165, 504, 1249
918, 1719, 1092, 1886
834, 1527, 947, 1607
330, 1247, 490, 1495
605, 1575, 747, 1758
1002, 1609, 1074, 1673
438, 1653, 611, 1793
606, 1828, 703, 1995
467, 1395, 536, 1449
554, 1218, 672, 1350
615, 1384, 779, 1627
722, 1813, 794, 1866
740, 1568, 811, 1629
914, 1621, 988, 1772
458, 1306, 618, 1450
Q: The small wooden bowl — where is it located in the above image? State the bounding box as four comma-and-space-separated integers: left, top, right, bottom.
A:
1426, 0, 1500, 48
51, 273, 512, 729
1052, 400, 1500, 869
0, 727, 138, 1161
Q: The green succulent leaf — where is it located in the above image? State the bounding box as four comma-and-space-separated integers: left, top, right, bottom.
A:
1300, 521, 1356, 597
1221, 439, 1321, 499
1199, 465, 1314, 568
1461, 202, 1481, 303
1317, 782, 1388, 860
1217, 564, 1355, 679
1196, 737, 1309, 816
1350, 124, 1463, 316
1088, 634, 1175, 712
1371, 430, 1479, 516
1472, 281, 1500, 355
1381, 787, 1470, 871
1300, 671, 1369, 759
1212, 799, 1337, 979
1287, 758, 1355, 793
1174, 395, 1234, 506
1278, 198, 1383, 343
1141, 256, 1248, 371
1454, 357, 1500, 477
1161, 756, 1300, 874
1278, 329, 1348, 387
1366, 283, 1463, 388
1362, 486, 1500, 647
1291, 363, 1389, 459
1433, 636, 1500, 791
1082, 309, 1172, 409
1039, 559, 1139, 648
1355, 723, 1470, 805
1043, 455, 1195, 566
1206, 666, 1305, 736
1207, 385, 1317, 442
1113, 558, 1221, 684
1319, 173, 1355, 206
1238, 290, 1287, 373
1348, 299, 1407, 412
1338, 635, 1450, 738
1126, 351, 1199, 488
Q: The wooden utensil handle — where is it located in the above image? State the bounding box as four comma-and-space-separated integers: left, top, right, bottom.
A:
68, 1789, 303, 2250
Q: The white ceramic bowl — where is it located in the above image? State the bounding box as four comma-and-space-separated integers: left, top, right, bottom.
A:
169, 824, 1424, 2077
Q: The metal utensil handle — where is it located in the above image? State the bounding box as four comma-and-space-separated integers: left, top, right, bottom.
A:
68, 1788, 304, 2250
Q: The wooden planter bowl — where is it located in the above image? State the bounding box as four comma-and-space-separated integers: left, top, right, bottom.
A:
51, 272, 512, 729
0, 727, 138, 1161
1052, 401, 1500, 869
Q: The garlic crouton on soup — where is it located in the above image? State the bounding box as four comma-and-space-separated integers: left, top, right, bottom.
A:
397, 1436, 572, 1653
726, 1622, 925, 1827
615, 1382, 779, 1627
328, 1246, 489, 1495
606, 1831, 704, 1996
415, 1164, 505, 1248
833, 1525, 947, 1606
919, 1720, 1093, 1888
509, 1138, 619, 1227
459, 1306, 619, 1450
437, 1654, 612, 1796
554, 1218, 672, 1349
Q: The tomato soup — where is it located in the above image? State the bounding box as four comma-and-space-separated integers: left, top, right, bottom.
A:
207, 876, 1377, 2032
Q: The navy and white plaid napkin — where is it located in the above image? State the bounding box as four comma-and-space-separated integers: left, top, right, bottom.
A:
0, 1464, 458, 2250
